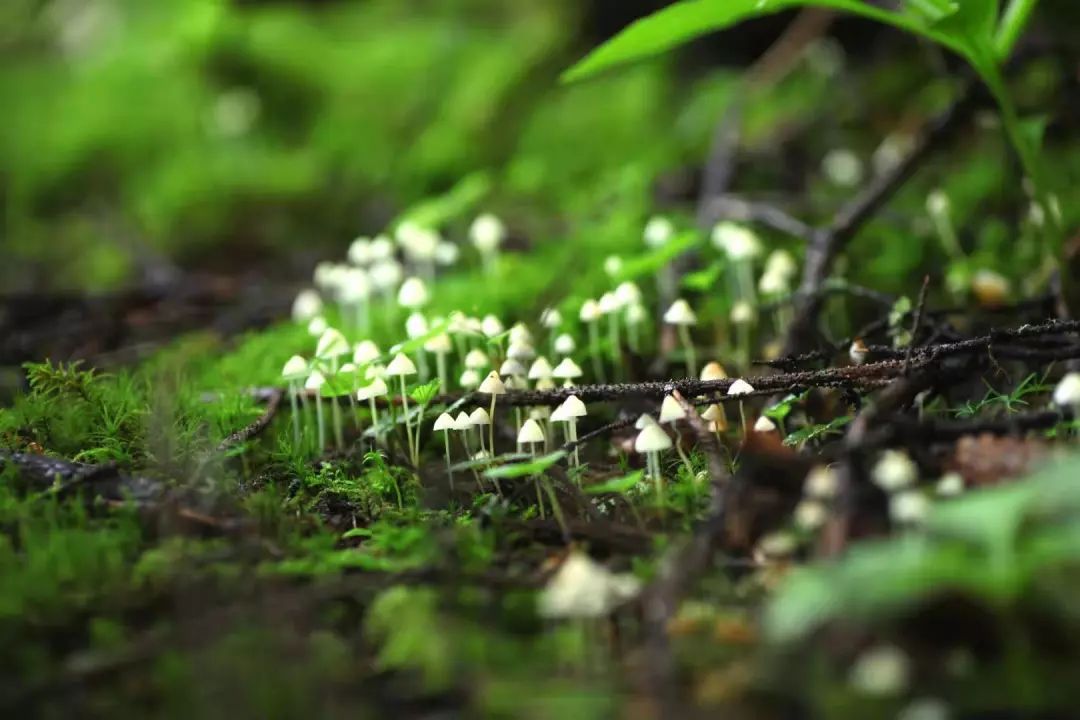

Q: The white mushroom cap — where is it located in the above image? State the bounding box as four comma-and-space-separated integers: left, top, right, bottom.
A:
509, 322, 533, 345
727, 379, 755, 396
872, 450, 918, 492
369, 259, 403, 290
506, 341, 536, 361
700, 361, 727, 381
304, 370, 326, 391
307, 316, 328, 336
634, 413, 658, 430
315, 328, 350, 359
540, 308, 562, 328
353, 340, 381, 365
579, 299, 601, 322
469, 407, 491, 426
849, 338, 869, 365
936, 472, 965, 497
794, 500, 828, 530
759, 268, 790, 296
550, 403, 568, 423
434, 241, 459, 266
522, 356, 551, 381
615, 281, 641, 306
849, 645, 910, 697
926, 189, 950, 217
348, 237, 372, 265
534, 377, 556, 391
339, 268, 371, 302
552, 358, 583, 379
890, 491, 929, 525
603, 255, 623, 277
764, 249, 797, 280
365, 364, 386, 380
822, 148, 864, 188
755, 531, 797, 560
560, 395, 587, 418
470, 213, 506, 253
397, 276, 429, 309
730, 300, 755, 325
499, 359, 527, 377
624, 302, 647, 326
553, 334, 576, 355
385, 353, 418, 377
634, 423, 672, 453
711, 221, 762, 261
432, 413, 455, 432
478, 371, 506, 395
753, 416, 777, 433
643, 216, 675, 248
658, 395, 686, 424
663, 299, 697, 325
517, 418, 545, 444
356, 377, 388, 401
424, 333, 452, 354
537, 551, 641, 619
369, 235, 394, 260
282, 355, 308, 380
291, 289, 323, 323
597, 292, 621, 314
1053, 372, 1080, 408
464, 349, 489, 369
459, 369, 481, 389
405, 311, 429, 339
804, 466, 838, 499
481, 315, 504, 338
454, 411, 473, 430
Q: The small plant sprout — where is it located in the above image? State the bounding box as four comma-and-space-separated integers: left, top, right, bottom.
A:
659, 394, 694, 479
936, 471, 965, 497
316, 327, 350, 449
424, 332, 453, 391
386, 353, 419, 466
552, 357, 583, 387
433, 412, 456, 491
556, 395, 587, 468
281, 355, 309, 447
890, 490, 930, 527
713, 221, 762, 303
356, 376, 389, 441
354, 340, 381, 366
305, 369, 327, 450
292, 289, 323, 324
849, 338, 869, 365
1053, 372, 1080, 410
663, 299, 698, 378
635, 420, 672, 509
872, 450, 918, 493
579, 298, 605, 382
478, 371, 506, 456
554, 333, 576, 357
926, 189, 964, 261
727, 378, 755, 433
470, 213, 506, 273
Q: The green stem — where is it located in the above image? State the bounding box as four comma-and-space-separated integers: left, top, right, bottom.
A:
994, 0, 1039, 61
677, 324, 697, 378
330, 358, 344, 450
289, 381, 300, 447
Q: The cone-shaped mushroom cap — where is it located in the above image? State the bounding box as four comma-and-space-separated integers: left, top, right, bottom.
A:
727, 378, 755, 396
663, 299, 697, 325
292, 290, 323, 322
579, 299, 601, 322
624, 302, 647, 325
540, 308, 562, 328
701, 404, 724, 422
316, 328, 349, 358
478, 371, 506, 395
517, 418, 545, 444
481, 314, 504, 338
528, 357, 553, 379
282, 355, 308, 380
597, 292, 621, 314
365, 364, 386, 381
405, 312, 428, 339
424, 333, 452, 354
535, 377, 556, 391
433, 412, 455, 432
615, 281, 641, 305
560, 395, 587, 418
730, 301, 755, 325
537, 551, 641, 619
353, 340, 381, 365
550, 403, 568, 423
385, 353, 417, 376
506, 341, 535, 361
635, 423, 673, 453
659, 395, 686, 423
849, 338, 869, 365
356, 377, 388, 400
700, 361, 728, 381
554, 334, 576, 355
304, 370, 326, 390
499, 358, 526, 377
469, 407, 491, 425
397, 277, 429, 308
1053, 372, 1080, 408
470, 213, 506, 253
643, 216, 674, 248
552, 358, 583, 379
459, 369, 480, 388
635, 414, 659, 430
454, 411, 473, 430
509, 322, 533, 345
307, 316, 328, 336
464, 349, 489, 369
753, 416, 777, 433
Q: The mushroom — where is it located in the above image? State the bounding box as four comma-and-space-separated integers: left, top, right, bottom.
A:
553, 333, 576, 357
470, 213, 506, 273
477, 371, 506, 457
386, 353, 419, 466
469, 407, 492, 457
305, 369, 327, 450
315, 328, 350, 449
849, 338, 869, 365
537, 551, 641, 620
1054, 372, 1080, 409
579, 299, 605, 382
424, 332, 453, 392
872, 450, 917, 493
663, 299, 698, 378
554, 395, 587, 468
726, 378, 755, 433
356, 377, 389, 441
433, 412, 457, 491
597, 291, 624, 377
659, 394, 694, 479
291, 289, 323, 324
281, 355, 310, 447
634, 420, 673, 509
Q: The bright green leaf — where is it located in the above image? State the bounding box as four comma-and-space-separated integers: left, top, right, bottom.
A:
584, 470, 645, 495
484, 451, 566, 479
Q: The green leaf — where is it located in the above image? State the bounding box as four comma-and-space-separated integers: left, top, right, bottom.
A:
681, 260, 725, 292
398, 171, 492, 229
341, 527, 372, 539
409, 378, 441, 406
764, 391, 808, 423
783, 415, 851, 446
484, 451, 566, 479
584, 470, 645, 495
615, 230, 699, 281
563, 0, 967, 85
934, 0, 998, 41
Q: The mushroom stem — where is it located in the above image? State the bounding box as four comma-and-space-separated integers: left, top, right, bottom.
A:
443, 430, 454, 493
436, 352, 448, 394
607, 313, 621, 380
330, 358, 344, 450
531, 443, 546, 519
739, 401, 747, 435
677, 324, 697, 378
649, 451, 664, 511
488, 394, 497, 458
569, 419, 580, 468
368, 397, 380, 442
315, 393, 326, 450
586, 320, 605, 382
288, 380, 301, 447
417, 350, 429, 382
675, 436, 695, 483
399, 376, 415, 467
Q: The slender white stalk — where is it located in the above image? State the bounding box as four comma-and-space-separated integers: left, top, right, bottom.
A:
677, 324, 697, 378
330, 357, 344, 449
436, 352, 448, 394
368, 397, 380, 441
315, 394, 325, 450
587, 321, 604, 382
288, 380, 300, 447
399, 376, 415, 466
443, 431, 453, 492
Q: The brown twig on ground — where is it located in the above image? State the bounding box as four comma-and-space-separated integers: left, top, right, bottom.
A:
217, 388, 283, 451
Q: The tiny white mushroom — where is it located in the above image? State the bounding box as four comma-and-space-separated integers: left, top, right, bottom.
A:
478, 371, 506, 455
635, 421, 672, 507
936, 471, 965, 497
849, 338, 869, 365
553, 334, 576, 357
353, 340, 381, 365
386, 353, 419, 465
282, 355, 309, 446
552, 357, 583, 387
872, 450, 918, 492
849, 645, 910, 697
579, 299, 605, 382
397, 276, 430, 310
890, 490, 930, 526
433, 412, 457, 489
663, 299, 698, 377
537, 551, 641, 619
292, 289, 323, 323
753, 415, 777, 433
1052, 372, 1080, 409
659, 394, 686, 424
804, 466, 839, 499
